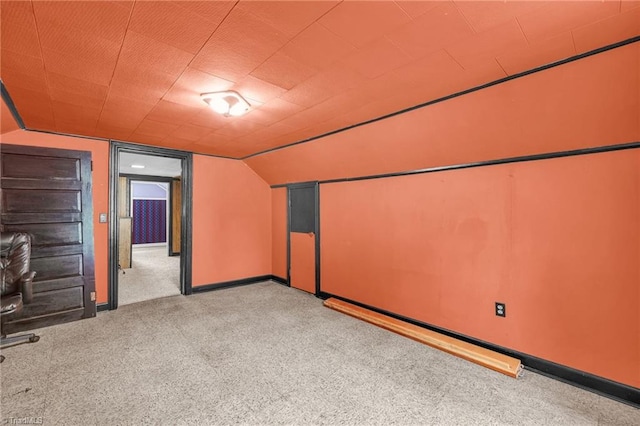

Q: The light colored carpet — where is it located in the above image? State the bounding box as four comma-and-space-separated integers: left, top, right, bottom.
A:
118, 245, 180, 306
1, 282, 636, 425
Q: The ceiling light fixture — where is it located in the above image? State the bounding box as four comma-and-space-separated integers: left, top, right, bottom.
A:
131, 164, 145, 169
201, 91, 250, 117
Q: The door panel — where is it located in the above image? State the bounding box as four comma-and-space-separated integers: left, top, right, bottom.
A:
3, 189, 81, 212
24, 287, 85, 316
1, 212, 82, 224
290, 232, 316, 293
30, 255, 83, 280
7, 222, 83, 245
29, 276, 85, 293
288, 183, 318, 294
1, 154, 79, 180
1, 144, 97, 334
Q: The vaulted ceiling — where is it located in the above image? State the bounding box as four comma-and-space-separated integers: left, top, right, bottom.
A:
1, 1, 638, 159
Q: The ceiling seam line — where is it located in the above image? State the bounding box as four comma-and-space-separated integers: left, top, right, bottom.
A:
386, 35, 412, 59
237, 0, 349, 115
236, 0, 349, 135
94, 0, 136, 135
570, 31, 578, 56
514, 16, 530, 45
245, 0, 344, 79
316, 21, 358, 51
28, 0, 56, 132
495, 58, 509, 78
159, 0, 240, 89
187, 0, 240, 64
392, 0, 414, 21
451, 1, 478, 35
443, 49, 466, 71
136, 1, 240, 144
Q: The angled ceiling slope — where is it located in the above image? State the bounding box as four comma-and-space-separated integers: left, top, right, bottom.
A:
1, 1, 638, 159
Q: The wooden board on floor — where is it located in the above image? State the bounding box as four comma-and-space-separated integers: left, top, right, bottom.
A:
324, 298, 523, 378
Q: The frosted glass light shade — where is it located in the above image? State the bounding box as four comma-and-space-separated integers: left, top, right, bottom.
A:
201, 91, 250, 117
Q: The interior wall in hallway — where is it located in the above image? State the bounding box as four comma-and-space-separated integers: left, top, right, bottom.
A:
192, 155, 271, 286
320, 148, 639, 388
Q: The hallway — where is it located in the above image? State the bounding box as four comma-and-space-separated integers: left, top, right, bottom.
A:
118, 245, 180, 306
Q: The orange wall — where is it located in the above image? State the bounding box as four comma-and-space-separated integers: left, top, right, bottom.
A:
1, 100, 21, 134
0, 129, 110, 304
271, 187, 287, 279
0, 129, 274, 299
320, 149, 639, 387
246, 42, 639, 185
257, 40, 640, 387
192, 154, 271, 286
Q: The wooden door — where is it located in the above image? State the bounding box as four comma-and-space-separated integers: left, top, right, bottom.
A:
1, 144, 96, 333
288, 183, 318, 294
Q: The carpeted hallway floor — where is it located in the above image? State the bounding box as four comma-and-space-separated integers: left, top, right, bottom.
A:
1, 282, 636, 425
118, 245, 181, 306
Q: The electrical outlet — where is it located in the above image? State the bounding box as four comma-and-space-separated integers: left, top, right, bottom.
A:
495, 302, 506, 317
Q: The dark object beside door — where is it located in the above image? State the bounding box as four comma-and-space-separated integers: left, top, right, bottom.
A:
0, 144, 96, 333
1, 232, 40, 361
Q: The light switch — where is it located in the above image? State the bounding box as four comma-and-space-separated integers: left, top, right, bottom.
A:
99, 213, 108, 223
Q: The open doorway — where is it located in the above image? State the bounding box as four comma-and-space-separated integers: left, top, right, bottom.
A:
118, 163, 180, 305
108, 142, 192, 310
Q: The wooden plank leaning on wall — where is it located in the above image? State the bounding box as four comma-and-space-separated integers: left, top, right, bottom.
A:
118, 176, 131, 269
171, 178, 181, 255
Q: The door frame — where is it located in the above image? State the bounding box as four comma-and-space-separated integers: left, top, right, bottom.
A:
286, 181, 320, 296
108, 141, 193, 310
120, 174, 175, 256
